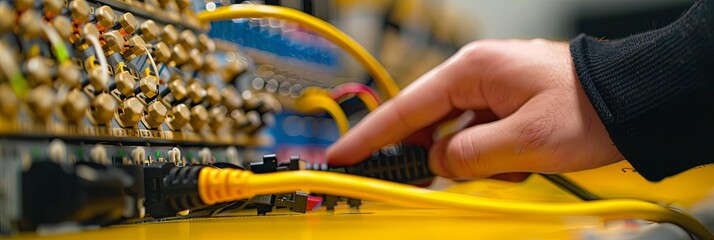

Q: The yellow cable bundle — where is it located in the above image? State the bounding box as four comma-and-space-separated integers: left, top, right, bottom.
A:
197, 167, 714, 240
197, 4, 400, 99
293, 87, 350, 135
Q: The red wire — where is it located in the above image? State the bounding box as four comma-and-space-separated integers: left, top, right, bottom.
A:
330, 83, 382, 103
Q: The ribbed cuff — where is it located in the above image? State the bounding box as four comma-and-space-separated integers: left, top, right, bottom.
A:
570, 0, 714, 181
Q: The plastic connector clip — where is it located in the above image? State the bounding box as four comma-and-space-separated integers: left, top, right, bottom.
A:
338, 144, 434, 186
143, 162, 207, 218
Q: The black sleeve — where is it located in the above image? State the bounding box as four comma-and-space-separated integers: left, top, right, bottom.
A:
570, 0, 714, 181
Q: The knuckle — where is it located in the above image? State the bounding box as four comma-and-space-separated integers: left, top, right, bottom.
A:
393, 105, 419, 131
446, 134, 483, 177
458, 40, 501, 65
449, 80, 479, 110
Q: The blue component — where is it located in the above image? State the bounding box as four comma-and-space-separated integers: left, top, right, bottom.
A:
207, 19, 339, 67
268, 111, 339, 146
259, 111, 340, 163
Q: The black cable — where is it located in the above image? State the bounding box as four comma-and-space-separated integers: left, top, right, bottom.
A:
264, 0, 281, 6
301, 0, 313, 15
539, 173, 601, 201
336, 144, 603, 201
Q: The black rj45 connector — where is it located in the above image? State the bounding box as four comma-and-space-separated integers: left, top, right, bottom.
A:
20, 161, 130, 230
143, 162, 208, 218
244, 154, 309, 215
337, 144, 434, 186
142, 156, 310, 218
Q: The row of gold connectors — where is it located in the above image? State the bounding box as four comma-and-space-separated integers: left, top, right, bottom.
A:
0, 1, 277, 143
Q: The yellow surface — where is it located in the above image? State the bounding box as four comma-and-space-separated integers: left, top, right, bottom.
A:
565, 161, 714, 208
12, 161, 714, 240
19, 203, 598, 240
196, 165, 711, 239
447, 161, 714, 208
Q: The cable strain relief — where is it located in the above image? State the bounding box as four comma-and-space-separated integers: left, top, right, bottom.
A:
343, 144, 434, 185
199, 167, 254, 205
164, 165, 207, 211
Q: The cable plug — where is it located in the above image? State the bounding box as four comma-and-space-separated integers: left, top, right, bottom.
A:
143, 162, 207, 218
336, 144, 434, 186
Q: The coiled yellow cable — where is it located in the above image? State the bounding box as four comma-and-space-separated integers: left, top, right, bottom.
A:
293, 87, 350, 135
197, 4, 400, 100
198, 167, 713, 240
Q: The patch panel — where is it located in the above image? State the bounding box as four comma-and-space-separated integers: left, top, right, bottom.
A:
0, 0, 287, 234
0, 2, 389, 232
0, 0, 278, 148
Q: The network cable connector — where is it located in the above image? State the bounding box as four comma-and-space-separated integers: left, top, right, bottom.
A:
140, 154, 309, 218
143, 162, 201, 219
304, 144, 433, 210
250, 154, 354, 211
0, 0, 282, 234
0, 143, 22, 235
245, 154, 309, 214
20, 160, 136, 232
331, 144, 434, 186
1, 139, 157, 234
275, 192, 309, 213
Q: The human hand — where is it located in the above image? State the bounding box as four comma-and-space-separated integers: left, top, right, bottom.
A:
326, 39, 624, 180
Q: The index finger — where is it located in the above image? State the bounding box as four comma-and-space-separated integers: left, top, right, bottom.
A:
326, 59, 473, 165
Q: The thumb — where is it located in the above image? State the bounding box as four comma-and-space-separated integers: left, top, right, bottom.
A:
429, 108, 557, 179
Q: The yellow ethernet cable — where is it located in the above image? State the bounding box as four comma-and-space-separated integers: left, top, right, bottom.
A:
197, 167, 713, 240
352, 92, 380, 111
293, 87, 350, 135
331, 83, 382, 112
197, 4, 401, 100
